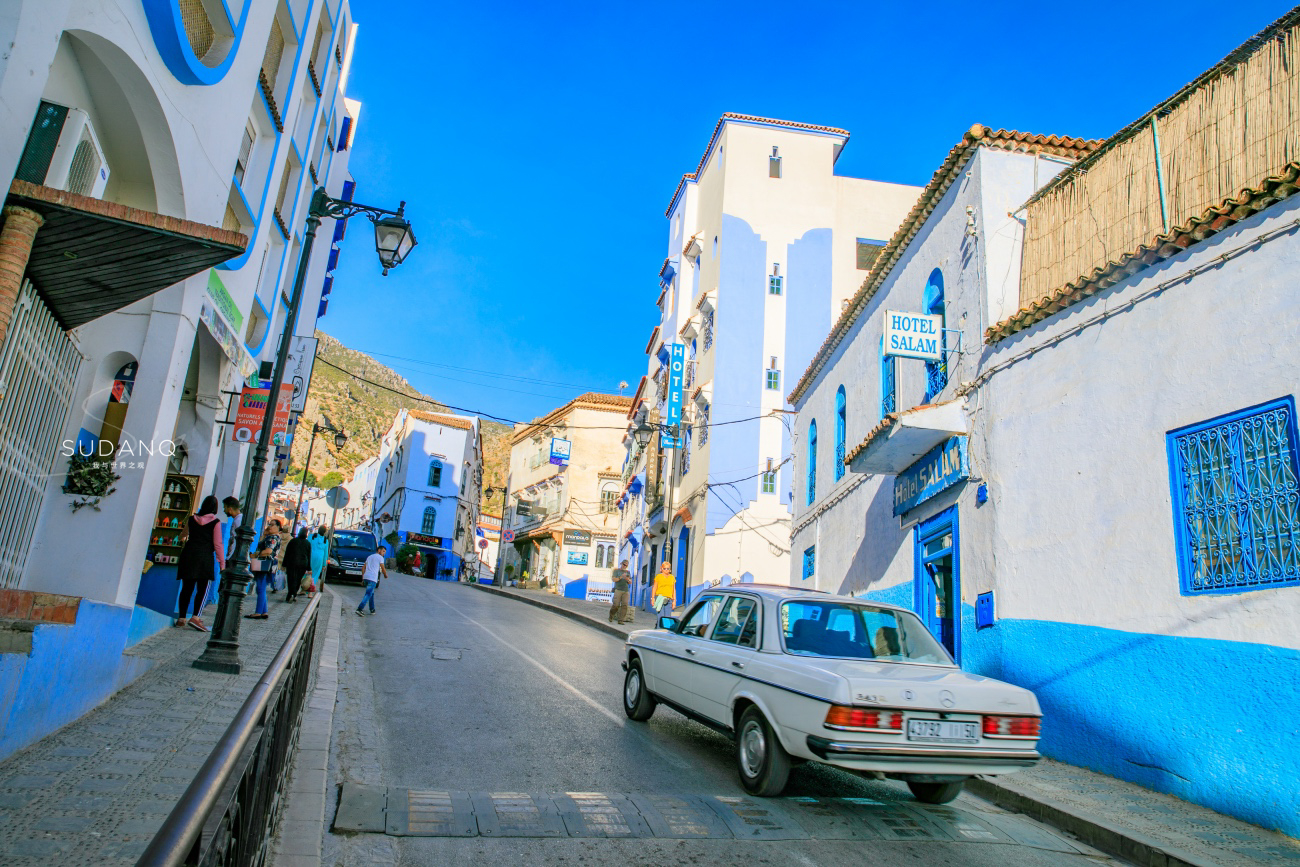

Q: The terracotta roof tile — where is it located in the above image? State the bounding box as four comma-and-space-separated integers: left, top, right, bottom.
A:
788, 125, 1100, 405
986, 162, 1300, 343
512, 393, 635, 444
409, 410, 476, 431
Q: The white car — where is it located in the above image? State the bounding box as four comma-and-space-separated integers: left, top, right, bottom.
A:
621, 585, 1041, 803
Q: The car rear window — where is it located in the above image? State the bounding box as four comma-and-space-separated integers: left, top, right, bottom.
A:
779, 601, 951, 664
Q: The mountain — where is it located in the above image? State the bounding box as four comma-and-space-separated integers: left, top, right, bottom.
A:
289, 331, 511, 511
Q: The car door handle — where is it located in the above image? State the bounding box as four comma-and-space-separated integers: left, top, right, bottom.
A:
684, 648, 697, 656
731, 661, 744, 669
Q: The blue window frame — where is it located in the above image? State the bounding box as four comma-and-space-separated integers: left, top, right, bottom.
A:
807, 420, 818, 505
802, 545, 815, 581
835, 386, 846, 482
923, 268, 947, 402
766, 368, 780, 390
422, 506, 436, 534
880, 337, 896, 419
428, 459, 443, 487
769, 275, 783, 295
1167, 397, 1300, 595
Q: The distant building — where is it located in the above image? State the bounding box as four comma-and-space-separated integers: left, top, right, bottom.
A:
500, 394, 631, 598
371, 410, 482, 578
617, 113, 920, 605
476, 512, 501, 577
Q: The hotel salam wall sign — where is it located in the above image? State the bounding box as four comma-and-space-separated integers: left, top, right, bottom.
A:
883, 311, 943, 361
894, 436, 969, 516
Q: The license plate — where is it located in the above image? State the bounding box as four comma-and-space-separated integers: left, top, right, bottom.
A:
345, 568, 362, 575
907, 719, 979, 744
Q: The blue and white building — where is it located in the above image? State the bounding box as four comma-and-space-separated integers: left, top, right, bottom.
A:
618, 114, 918, 603
371, 409, 482, 579
789, 11, 1300, 837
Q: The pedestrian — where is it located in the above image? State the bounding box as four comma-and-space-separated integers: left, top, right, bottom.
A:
412, 549, 422, 577
653, 559, 676, 617
283, 527, 312, 602
205, 495, 241, 607
176, 495, 225, 631
609, 559, 634, 624
356, 544, 386, 616
308, 526, 328, 593
245, 518, 281, 620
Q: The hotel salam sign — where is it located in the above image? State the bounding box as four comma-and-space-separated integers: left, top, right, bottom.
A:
894, 436, 969, 516
883, 311, 943, 361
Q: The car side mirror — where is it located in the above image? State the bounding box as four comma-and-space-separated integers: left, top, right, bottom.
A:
657, 616, 679, 631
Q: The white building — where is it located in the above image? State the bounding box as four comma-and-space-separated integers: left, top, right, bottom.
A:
789, 11, 1300, 837
0, 0, 362, 758
618, 114, 918, 606
371, 410, 482, 578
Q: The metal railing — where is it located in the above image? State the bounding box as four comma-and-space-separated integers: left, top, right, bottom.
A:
136, 593, 322, 866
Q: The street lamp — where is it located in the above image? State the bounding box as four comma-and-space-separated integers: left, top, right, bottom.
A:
194, 187, 416, 674
290, 422, 346, 533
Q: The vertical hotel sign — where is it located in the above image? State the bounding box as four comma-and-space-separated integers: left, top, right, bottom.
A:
664, 343, 686, 447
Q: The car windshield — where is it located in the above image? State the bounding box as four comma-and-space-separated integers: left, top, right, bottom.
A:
779, 600, 952, 664
332, 532, 376, 552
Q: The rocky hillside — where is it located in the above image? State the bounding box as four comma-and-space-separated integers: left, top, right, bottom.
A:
289, 331, 511, 510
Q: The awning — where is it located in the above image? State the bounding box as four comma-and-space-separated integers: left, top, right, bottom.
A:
846, 400, 968, 475
7, 181, 247, 329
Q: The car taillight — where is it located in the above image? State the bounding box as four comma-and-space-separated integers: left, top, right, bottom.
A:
824, 706, 904, 731
983, 715, 1041, 738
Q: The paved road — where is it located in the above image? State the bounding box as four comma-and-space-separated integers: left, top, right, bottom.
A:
319, 576, 1122, 866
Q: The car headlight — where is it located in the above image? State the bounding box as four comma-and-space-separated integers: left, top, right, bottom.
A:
327, 557, 339, 568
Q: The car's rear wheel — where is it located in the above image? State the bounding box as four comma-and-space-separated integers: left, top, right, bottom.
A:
623, 659, 657, 721
736, 707, 791, 797
907, 779, 965, 804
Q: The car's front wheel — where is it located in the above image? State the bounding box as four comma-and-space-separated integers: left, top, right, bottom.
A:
736, 707, 791, 797
907, 779, 966, 804
623, 658, 657, 721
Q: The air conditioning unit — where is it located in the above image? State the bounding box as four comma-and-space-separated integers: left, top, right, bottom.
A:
45, 108, 110, 198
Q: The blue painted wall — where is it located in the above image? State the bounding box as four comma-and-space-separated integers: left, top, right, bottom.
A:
708, 214, 766, 533
0, 601, 157, 760
864, 581, 1300, 836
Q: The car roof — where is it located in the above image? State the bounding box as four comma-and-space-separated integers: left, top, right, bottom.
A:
698, 584, 911, 614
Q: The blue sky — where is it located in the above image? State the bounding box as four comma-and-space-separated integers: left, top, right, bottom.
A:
324, 0, 1291, 425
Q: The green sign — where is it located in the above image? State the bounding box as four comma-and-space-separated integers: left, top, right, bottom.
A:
207, 270, 242, 331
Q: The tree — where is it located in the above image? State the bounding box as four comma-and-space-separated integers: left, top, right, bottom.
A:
319, 471, 344, 489
287, 466, 318, 487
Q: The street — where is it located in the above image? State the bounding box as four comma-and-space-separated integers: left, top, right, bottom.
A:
321, 576, 1119, 866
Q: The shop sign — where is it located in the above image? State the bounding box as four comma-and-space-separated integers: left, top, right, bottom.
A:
201, 271, 258, 386
567, 551, 588, 565
286, 336, 318, 413
230, 383, 293, 445
893, 435, 968, 516
666, 342, 686, 425
549, 437, 571, 466
408, 532, 444, 547
883, 310, 943, 361
563, 529, 592, 547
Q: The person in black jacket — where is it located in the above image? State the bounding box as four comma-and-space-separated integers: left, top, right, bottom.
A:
283, 527, 313, 603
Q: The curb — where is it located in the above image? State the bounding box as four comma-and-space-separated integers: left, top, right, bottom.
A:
966, 777, 1218, 867
470, 583, 631, 641
474, 584, 1218, 867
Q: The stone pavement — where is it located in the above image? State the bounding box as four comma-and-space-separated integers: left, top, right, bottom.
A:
0, 589, 333, 865
473, 582, 1300, 867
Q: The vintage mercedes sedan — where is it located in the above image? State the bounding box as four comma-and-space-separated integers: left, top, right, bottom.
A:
621, 585, 1041, 803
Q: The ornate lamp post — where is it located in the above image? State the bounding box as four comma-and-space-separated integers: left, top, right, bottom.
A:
291, 422, 347, 532
194, 188, 416, 674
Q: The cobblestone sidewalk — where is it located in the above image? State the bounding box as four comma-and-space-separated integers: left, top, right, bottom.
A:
474, 582, 1300, 867
0, 591, 333, 865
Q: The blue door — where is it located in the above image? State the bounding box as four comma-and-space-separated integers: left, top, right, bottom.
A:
676, 527, 690, 603
914, 507, 960, 662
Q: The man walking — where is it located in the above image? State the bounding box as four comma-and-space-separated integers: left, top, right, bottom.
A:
356, 545, 386, 616
609, 559, 633, 624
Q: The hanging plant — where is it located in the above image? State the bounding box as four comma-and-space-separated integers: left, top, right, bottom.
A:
63, 451, 121, 512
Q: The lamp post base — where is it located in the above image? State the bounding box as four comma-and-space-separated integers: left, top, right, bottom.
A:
192, 641, 242, 674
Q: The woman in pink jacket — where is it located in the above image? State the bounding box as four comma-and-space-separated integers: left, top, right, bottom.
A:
176, 495, 226, 631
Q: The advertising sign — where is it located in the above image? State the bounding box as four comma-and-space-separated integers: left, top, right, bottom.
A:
230, 383, 293, 445
563, 529, 592, 547
666, 342, 686, 425
567, 551, 588, 565
408, 532, 445, 547
201, 271, 258, 387
285, 336, 319, 413
883, 311, 944, 361
549, 437, 571, 466
893, 436, 969, 516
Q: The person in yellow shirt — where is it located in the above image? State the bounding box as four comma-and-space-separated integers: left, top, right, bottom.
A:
652, 560, 676, 615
